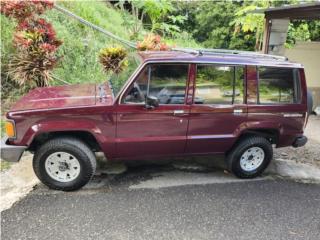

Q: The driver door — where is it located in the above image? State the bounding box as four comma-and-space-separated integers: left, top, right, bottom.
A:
115, 64, 190, 159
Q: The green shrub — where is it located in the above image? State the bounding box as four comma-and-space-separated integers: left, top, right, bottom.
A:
99, 45, 128, 74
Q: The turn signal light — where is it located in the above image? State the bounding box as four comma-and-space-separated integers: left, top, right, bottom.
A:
5, 120, 16, 138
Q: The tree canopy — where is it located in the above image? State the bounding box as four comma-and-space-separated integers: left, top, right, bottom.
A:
170, 0, 320, 51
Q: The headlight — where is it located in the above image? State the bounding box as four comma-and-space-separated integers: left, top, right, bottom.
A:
5, 120, 16, 139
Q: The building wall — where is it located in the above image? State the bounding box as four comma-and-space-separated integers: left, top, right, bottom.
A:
284, 41, 320, 108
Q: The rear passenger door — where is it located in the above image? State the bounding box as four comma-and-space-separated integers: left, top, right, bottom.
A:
247, 67, 306, 147
186, 64, 247, 154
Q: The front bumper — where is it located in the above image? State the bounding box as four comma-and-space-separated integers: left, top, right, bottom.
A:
0, 137, 27, 162
292, 136, 308, 148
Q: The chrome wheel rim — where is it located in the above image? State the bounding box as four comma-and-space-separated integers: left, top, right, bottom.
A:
45, 152, 80, 182
240, 147, 265, 171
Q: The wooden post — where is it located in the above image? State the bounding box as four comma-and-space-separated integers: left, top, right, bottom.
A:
262, 18, 272, 54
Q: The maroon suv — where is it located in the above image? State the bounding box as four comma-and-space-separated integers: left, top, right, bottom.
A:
1, 49, 311, 190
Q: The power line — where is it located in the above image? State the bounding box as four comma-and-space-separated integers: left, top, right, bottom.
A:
53, 4, 137, 49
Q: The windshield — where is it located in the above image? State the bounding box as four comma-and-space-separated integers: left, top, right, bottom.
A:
108, 54, 141, 97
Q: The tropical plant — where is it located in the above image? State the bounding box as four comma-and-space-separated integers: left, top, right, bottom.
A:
8, 18, 62, 87
116, 0, 146, 40
137, 34, 170, 51
116, 0, 186, 37
1, 0, 61, 88
0, 0, 53, 23
99, 46, 128, 74
139, 0, 174, 33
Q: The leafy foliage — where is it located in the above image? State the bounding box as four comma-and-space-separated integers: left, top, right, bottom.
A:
286, 20, 320, 47
232, 3, 268, 51
99, 45, 128, 74
176, 0, 319, 51
116, 0, 146, 40
192, 1, 253, 50
118, 0, 187, 37
1, 0, 61, 88
14, 18, 62, 52
137, 34, 170, 51
0, 0, 53, 23
139, 0, 174, 33
308, 20, 320, 41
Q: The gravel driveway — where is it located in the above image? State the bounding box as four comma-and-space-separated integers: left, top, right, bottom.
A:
274, 115, 320, 167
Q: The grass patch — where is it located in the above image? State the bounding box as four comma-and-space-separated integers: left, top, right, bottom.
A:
46, 1, 136, 85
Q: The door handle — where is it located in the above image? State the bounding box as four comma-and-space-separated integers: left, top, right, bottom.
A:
233, 109, 243, 114
173, 110, 186, 116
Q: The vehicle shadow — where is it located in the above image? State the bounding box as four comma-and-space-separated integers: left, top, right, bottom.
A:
33, 163, 188, 194
33, 155, 271, 194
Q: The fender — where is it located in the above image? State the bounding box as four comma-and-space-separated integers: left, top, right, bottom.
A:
15, 118, 116, 158
239, 121, 283, 136
20, 119, 106, 146
21, 119, 106, 145
234, 120, 282, 143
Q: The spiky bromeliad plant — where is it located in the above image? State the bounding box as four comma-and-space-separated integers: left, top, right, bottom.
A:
1, 0, 62, 88
137, 34, 170, 51
99, 46, 128, 75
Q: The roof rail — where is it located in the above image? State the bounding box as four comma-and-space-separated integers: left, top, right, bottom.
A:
173, 47, 287, 61
172, 47, 200, 55
199, 48, 288, 60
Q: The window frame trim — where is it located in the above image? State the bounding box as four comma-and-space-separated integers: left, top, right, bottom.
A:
120, 63, 191, 106
257, 66, 301, 105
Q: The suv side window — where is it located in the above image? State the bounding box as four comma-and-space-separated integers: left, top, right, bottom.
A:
195, 64, 244, 104
123, 64, 189, 104
258, 67, 300, 104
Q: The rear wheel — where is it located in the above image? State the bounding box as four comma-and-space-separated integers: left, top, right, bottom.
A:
226, 136, 273, 178
33, 137, 96, 191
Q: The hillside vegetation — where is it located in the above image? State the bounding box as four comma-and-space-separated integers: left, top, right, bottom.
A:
1, 1, 198, 89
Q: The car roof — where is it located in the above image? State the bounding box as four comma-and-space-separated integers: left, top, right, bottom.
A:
137, 50, 303, 68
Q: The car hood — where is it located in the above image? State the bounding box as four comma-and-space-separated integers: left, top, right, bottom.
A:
10, 83, 112, 112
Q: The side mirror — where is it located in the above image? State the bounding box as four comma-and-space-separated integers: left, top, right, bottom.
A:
145, 95, 159, 109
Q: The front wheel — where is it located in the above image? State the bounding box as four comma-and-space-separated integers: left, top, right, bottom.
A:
33, 137, 96, 191
226, 136, 273, 178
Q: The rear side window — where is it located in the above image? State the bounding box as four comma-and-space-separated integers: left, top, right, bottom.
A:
258, 67, 300, 104
195, 65, 244, 104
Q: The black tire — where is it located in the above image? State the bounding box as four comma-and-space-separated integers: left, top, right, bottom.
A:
33, 137, 96, 191
226, 136, 273, 178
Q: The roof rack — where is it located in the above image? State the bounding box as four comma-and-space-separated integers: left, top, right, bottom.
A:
172, 47, 200, 55
173, 47, 288, 61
